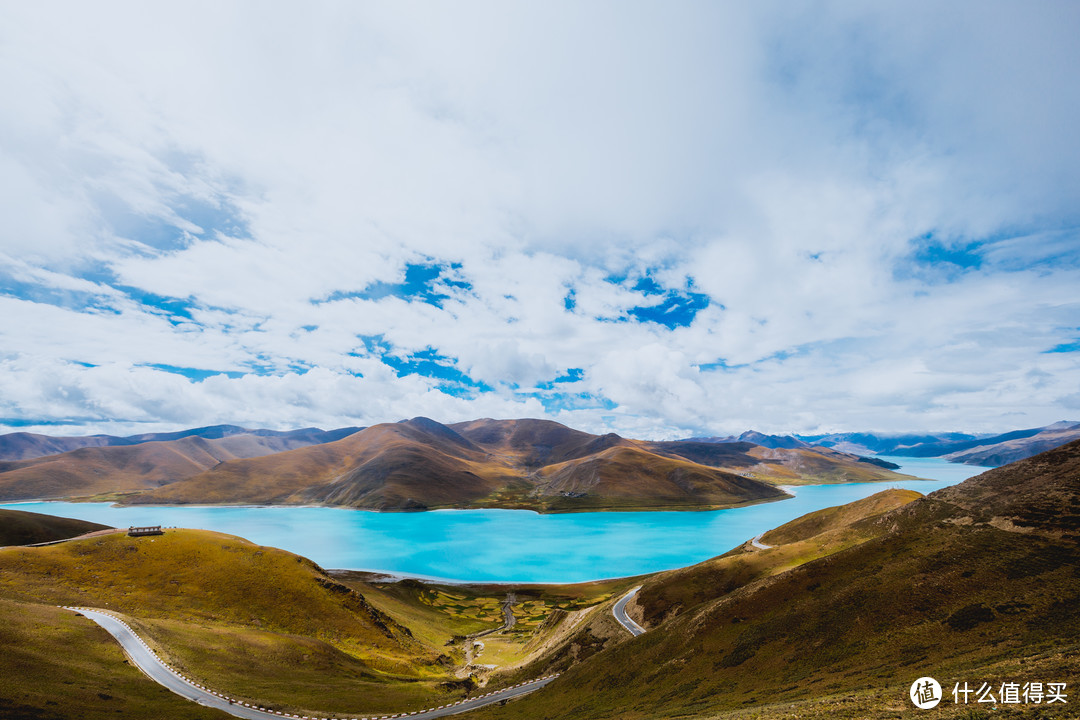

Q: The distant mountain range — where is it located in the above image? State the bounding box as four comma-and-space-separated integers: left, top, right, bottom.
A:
940, 421, 1080, 465
0, 425, 363, 503
686, 430, 811, 449
693, 420, 1080, 466
0, 418, 910, 510
5, 417, 1076, 512
125, 417, 792, 511
0, 424, 362, 462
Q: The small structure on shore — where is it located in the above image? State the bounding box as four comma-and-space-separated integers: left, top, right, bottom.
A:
127, 526, 164, 537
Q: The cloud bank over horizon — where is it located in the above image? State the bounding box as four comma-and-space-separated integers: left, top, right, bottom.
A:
1, 1, 1078, 439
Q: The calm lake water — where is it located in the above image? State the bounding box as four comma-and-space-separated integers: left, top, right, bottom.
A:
1, 457, 989, 583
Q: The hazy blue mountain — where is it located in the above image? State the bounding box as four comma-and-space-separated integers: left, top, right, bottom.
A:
686, 431, 809, 449
795, 431, 983, 456
944, 422, 1080, 466
799, 422, 1080, 466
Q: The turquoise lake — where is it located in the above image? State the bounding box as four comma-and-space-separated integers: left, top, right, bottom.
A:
0, 456, 989, 583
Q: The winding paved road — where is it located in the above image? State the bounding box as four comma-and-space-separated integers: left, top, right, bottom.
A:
63, 606, 557, 720
750, 533, 773, 550
611, 587, 646, 637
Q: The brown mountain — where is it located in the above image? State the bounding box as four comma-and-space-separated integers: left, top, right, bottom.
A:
0, 432, 117, 462
451, 417, 629, 467
0, 429, 362, 502
1, 417, 909, 510
126, 417, 787, 511
534, 445, 787, 511
687, 430, 811, 449
0, 436, 241, 501
479, 439, 1080, 719
651, 440, 911, 484
125, 418, 518, 509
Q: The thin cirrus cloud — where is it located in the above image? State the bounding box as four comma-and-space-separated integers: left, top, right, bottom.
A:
0, 1, 1078, 439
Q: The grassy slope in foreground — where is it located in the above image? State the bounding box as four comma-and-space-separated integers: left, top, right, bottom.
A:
0, 598, 227, 720
475, 488, 924, 690
0, 528, 480, 719
338, 574, 637, 686
475, 441, 1080, 720
0, 507, 111, 546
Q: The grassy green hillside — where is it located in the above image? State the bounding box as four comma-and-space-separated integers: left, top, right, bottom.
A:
0, 522, 641, 719
0, 507, 111, 546
474, 443, 1080, 720
633, 488, 922, 627
0, 598, 228, 720
0, 528, 478, 717
465, 488, 925, 693
339, 574, 636, 685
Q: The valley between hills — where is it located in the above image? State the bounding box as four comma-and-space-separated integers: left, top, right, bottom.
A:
1, 438, 1078, 719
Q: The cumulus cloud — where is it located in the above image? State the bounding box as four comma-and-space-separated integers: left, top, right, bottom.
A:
0, 1, 1078, 438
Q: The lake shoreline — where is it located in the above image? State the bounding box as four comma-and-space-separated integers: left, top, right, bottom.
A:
0, 458, 985, 583
2, 493, 799, 514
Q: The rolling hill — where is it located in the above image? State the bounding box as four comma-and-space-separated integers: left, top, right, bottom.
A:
476, 439, 1080, 719
0, 508, 112, 546
0, 526, 468, 719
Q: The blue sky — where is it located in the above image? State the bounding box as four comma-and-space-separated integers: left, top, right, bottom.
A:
1, 1, 1078, 438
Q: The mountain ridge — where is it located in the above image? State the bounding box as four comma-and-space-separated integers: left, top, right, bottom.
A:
0, 418, 920, 508
127, 417, 793, 512
0, 424, 363, 462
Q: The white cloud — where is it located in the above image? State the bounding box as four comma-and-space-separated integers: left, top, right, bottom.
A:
1, 1, 1078, 438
